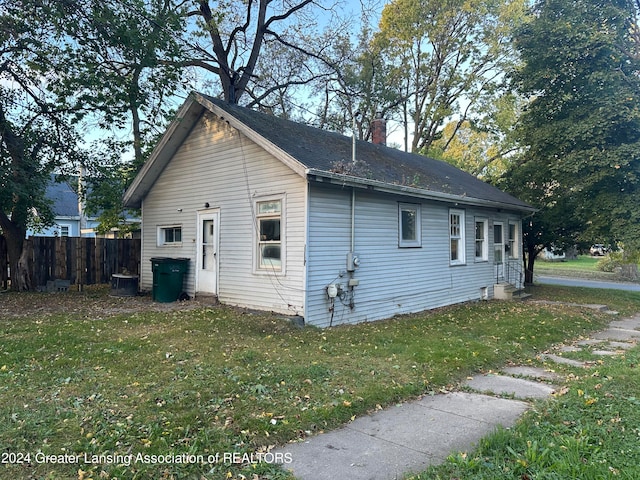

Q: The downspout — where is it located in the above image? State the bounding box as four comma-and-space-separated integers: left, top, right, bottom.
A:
351, 188, 355, 253
351, 112, 359, 252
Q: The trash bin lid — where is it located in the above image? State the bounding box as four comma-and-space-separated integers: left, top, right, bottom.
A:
150, 257, 190, 263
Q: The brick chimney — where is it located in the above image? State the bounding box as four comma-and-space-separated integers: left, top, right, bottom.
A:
371, 112, 386, 146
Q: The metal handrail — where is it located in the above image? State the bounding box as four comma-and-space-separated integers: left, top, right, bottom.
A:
496, 260, 525, 289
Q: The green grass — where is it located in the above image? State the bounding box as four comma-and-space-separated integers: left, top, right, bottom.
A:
410, 346, 640, 479
538, 255, 601, 272
527, 284, 640, 316
0, 287, 638, 479
534, 254, 640, 282
534, 255, 615, 280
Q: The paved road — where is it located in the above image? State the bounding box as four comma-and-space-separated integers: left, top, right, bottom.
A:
536, 275, 640, 292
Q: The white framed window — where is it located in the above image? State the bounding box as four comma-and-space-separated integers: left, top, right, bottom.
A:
449, 209, 466, 265
475, 218, 488, 261
158, 225, 182, 246
59, 224, 71, 237
256, 197, 284, 272
398, 203, 421, 248
508, 221, 519, 259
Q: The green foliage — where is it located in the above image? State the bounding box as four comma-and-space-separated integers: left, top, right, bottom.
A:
508, 0, 640, 261
597, 250, 640, 273
373, 0, 526, 153
0, 0, 93, 288
597, 251, 626, 273
1, 0, 185, 245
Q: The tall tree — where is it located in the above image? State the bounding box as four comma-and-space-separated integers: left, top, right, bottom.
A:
182, 0, 329, 105
54, 0, 186, 234
56, 0, 185, 165
507, 0, 640, 281
309, 26, 403, 140
0, 1, 85, 290
373, 0, 526, 153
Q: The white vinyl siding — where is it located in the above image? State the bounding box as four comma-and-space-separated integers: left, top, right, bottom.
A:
140, 112, 306, 315
305, 185, 506, 327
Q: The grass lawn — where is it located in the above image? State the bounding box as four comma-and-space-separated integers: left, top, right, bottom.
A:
0, 286, 639, 479
412, 344, 640, 479
534, 255, 638, 281
537, 255, 601, 272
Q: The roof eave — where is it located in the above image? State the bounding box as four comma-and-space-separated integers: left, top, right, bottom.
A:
306, 169, 537, 214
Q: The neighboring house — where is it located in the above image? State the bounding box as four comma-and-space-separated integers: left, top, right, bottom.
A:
123, 93, 535, 327
26, 176, 140, 239
27, 176, 100, 238
540, 248, 566, 261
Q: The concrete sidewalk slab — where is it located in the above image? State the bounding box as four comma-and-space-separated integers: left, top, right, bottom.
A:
276, 392, 528, 480
591, 328, 640, 342
273, 313, 639, 480
607, 341, 637, 350
608, 316, 640, 330
592, 350, 618, 356
465, 374, 556, 399
541, 353, 586, 368
502, 366, 562, 381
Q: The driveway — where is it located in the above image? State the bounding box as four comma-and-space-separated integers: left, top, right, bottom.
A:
536, 275, 640, 292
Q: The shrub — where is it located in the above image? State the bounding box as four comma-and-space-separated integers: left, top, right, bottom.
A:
596, 252, 623, 272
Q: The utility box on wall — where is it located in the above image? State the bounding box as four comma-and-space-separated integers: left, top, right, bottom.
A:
346, 252, 360, 272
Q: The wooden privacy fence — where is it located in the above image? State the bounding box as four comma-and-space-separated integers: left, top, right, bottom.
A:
0, 236, 141, 290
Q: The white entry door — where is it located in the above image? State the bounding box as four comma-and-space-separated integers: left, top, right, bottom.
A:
494, 222, 505, 281
196, 210, 219, 294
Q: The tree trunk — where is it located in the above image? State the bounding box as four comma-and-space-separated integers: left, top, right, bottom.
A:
620, 250, 639, 281
524, 246, 537, 285
3, 227, 30, 291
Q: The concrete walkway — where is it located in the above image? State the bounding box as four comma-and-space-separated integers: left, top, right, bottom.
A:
275, 314, 640, 480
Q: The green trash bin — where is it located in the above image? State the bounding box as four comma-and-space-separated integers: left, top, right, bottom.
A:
150, 257, 189, 302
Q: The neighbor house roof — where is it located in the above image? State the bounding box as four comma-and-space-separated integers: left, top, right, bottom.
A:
46, 175, 80, 217
124, 92, 534, 213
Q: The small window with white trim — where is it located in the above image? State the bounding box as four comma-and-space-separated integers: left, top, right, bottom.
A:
475, 218, 488, 261
398, 203, 421, 247
256, 198, 283, 271
158, 225, 182, 246
449, 209, 466, 265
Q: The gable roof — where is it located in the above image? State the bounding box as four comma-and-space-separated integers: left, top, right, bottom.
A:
45, 175, 80, 217
124, 92, 534, 212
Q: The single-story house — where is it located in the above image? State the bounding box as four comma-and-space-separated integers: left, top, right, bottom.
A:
27, 176, 100, 238
27, 175, 139, 239
123, 92, 535, 327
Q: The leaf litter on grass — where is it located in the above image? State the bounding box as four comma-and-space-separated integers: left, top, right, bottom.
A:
0, 286, 638, 478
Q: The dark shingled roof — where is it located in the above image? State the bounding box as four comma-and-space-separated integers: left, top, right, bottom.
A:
203, 95, 532, 212
45, 176, 79, 217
